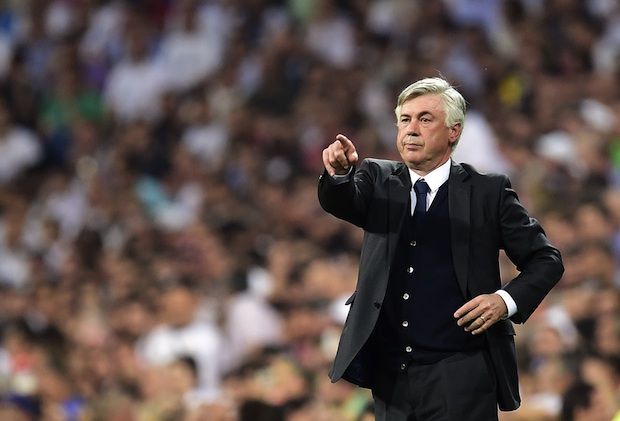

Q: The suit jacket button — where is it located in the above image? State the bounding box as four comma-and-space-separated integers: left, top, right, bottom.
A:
373, 302, 381, 309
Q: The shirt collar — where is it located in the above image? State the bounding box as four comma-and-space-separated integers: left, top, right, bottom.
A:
408, 158, 451, 193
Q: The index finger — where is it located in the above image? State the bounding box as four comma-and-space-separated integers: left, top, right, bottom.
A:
336, 134, 354, 152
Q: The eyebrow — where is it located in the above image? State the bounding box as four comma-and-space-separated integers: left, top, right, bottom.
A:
401, 110, 433, 119
416, 110, 433, 118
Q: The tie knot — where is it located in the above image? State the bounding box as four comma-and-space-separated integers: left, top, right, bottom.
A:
414, 179, 429, 196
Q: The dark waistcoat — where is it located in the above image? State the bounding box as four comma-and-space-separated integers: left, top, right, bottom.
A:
373, 181, 484, 366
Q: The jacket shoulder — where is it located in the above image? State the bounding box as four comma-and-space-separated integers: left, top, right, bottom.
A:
362, 158, 403, 174
457, 162, 510, 186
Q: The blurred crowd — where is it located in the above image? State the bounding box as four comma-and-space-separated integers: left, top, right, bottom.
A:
0, 0, 618, 420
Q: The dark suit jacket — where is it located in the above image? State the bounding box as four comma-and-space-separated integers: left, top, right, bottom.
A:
318, 159, 564, 411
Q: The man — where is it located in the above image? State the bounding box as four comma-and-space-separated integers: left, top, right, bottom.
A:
318, 77, 564, 420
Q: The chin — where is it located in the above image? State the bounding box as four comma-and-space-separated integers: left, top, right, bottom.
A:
401, 153, 422, 164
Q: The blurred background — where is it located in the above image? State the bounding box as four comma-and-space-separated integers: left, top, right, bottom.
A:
0, 0, 618, 420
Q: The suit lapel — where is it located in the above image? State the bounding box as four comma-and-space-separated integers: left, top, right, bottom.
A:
387, 163, 411, 274
449, 162, 471, 298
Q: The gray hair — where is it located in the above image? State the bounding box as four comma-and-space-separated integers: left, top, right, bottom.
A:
394, 78, 466, 144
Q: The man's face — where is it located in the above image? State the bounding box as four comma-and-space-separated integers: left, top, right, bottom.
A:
395, 94, 461, 174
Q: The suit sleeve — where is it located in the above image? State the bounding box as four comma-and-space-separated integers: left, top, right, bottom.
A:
498, 176, 564, 324
317, 159, 376, 228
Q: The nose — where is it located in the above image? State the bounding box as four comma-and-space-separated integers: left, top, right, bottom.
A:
406, 122, 419, 136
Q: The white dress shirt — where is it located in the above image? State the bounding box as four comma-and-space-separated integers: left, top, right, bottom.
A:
407, 158, 451, 215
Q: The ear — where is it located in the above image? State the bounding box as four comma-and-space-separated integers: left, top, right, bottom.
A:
448, 123, 462, 144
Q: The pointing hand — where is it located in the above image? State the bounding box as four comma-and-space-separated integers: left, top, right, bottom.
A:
322, 134, 359, 176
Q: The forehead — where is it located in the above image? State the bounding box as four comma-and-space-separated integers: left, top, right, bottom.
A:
401, 94, 445, 115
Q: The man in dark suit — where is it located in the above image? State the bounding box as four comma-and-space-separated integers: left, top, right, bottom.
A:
318, 77, 564, 420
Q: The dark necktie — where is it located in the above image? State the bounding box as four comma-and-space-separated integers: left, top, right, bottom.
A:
414, 179, 430, 215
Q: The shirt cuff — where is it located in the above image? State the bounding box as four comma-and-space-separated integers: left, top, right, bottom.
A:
330, 167, 353, 184
494, 289, 517, 319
